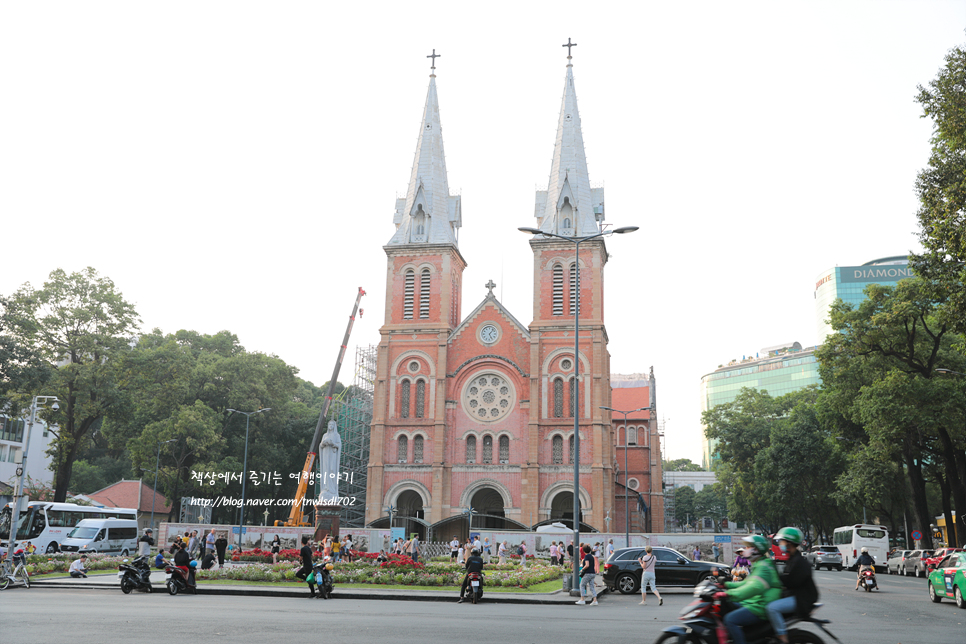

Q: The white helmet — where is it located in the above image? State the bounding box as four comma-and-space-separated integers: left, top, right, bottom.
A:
861, 547, 868, 553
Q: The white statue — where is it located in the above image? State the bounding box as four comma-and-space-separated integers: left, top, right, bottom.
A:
319, 420, 342, 503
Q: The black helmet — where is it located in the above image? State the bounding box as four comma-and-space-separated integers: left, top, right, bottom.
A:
471, 549, 479, 556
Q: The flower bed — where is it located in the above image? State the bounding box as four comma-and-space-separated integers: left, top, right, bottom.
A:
18, 553, 126, 577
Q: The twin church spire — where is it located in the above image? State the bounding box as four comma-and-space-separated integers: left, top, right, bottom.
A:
388, 43, 603, 247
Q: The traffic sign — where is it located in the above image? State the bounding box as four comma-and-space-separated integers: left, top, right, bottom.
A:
911, 530, 922, 541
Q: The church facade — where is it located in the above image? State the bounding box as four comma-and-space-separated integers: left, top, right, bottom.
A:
365, 53, 625, 537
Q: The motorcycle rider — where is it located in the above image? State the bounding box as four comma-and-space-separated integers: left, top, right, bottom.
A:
722, 535, 782, 644
457, 548, 485, 604
173, 540, 197, 589
854, 547, 876, 590
766, 527, 818, 644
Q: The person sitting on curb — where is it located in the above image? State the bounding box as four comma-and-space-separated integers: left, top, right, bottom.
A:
69, 555, 89, 578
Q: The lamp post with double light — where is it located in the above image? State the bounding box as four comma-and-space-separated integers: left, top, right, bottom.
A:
601, 405, 649, 548
226, 408, 271, 549
519, 224, 638, 592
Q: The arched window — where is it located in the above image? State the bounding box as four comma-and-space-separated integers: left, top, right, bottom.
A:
568, 435, 575, 464
466, 435, 477, 463
419, 268, 430, 319
552, 264, 563, 316
563, 217, 571, 228
397, 435, 408, 463
415, 380, 426, 418
400, 380, 410, 418
482, 435, 493, 463
626, 426, 638, 446
499, 435, 509, 463
552, 435, 563, 464
553, 378, 563, 418
569, 377, 577, 418
413, 435, 424, 463
569, 263, 578, 316
403, 269, 415, 319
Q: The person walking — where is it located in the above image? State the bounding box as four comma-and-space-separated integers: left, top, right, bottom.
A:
692, 545, 701, 561
498, 540, 507, 565
409, 534, 419, 562
606, 539, 615, 561
518, 541, 527, 567
323, 536, 332, 560
295, 535, 316, 597
576, 545, 598, 606
457, 541, 465, 565
482, 537, 491, 564
713, 543, 721, 563
188, 530, 200, 558
138, 528, 155, 557
332, 536, 341, 562
214, 532, 228, 568
550, 541, 558, 566
343, 535, 353, 562
271, 534, 281, 564
450, 536, 460, 560
205, 528, 216, 560
637, 546, 663, 606
567, 540, 575, 565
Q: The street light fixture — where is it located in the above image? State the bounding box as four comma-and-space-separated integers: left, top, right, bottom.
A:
601, 405, 649, 548
6, 395, 58, 563
149, 439, 177, 533
519, 224, 638, 593
226, 408, 271, 549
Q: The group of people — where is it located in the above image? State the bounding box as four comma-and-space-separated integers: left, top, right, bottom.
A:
151, 528, 229, 571
389, 534, 420, 561
449, 536, 494, 565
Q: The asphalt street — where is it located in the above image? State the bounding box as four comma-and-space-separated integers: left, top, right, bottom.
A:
1, 568, 962, 644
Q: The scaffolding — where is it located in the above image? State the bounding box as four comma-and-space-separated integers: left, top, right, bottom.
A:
336, 345, 376, 528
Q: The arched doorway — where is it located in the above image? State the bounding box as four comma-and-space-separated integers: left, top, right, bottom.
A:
470, 487, 505, 529
396, 489, 426, 540
550, 491, 583, 524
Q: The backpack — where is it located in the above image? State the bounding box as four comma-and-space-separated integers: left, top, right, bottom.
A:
517, 545, 525, 556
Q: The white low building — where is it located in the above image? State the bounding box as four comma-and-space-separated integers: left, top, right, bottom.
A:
0, 415, 56, 489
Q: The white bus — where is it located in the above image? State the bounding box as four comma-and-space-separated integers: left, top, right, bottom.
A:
0, 502, 138, 554
833, 524, 889, 571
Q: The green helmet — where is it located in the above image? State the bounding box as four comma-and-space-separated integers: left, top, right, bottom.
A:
742, 534, 770, 555
776, 527, 803, 546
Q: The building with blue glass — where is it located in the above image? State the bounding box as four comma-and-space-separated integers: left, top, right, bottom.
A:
814, 256, 911, 342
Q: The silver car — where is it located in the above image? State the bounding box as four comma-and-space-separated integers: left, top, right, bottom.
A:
903, 550, 932, 577
886, 550, 912, 574
806, 545, 843, 571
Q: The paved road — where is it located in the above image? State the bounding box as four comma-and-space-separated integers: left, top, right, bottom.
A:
2, 568, 962, 644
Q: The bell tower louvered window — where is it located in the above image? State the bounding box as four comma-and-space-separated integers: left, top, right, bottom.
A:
553, 378, 563, 418
552, 264, 563, 315
397, 435, 408, 463
627, 426, 637, 445
499, 435, 509, 463
552, 435, 563, 464
482, 435, 493, 463
569, 377, 577, 418
568, 435, 575, 464
413, 435, 424, 463
419, 268, 430, 319
466, 435, 477, 463
400, 380, 410, 419
415, 380, 426, 418
403, 269, 415, 319
569, 263, 578, 316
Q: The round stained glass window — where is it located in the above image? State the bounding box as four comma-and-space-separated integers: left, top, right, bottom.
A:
408, 361, 420, 373
561, 359, 572, 371
462, 372, 514, 424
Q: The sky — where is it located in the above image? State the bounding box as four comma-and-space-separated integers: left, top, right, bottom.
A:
2, 1, 963, 465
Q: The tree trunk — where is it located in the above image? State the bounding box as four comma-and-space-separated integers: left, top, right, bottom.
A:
934, 425, 966, 547
903, 442, 932, 546
53, 435, 81, 503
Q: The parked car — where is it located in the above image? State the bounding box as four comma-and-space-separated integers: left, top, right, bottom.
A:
902, 550, 930, 577
927, 552, 966, 608
806, 545, 843, 571
923, 548, 966, 574
601, 546, 730, 594
886, 550, 912, 575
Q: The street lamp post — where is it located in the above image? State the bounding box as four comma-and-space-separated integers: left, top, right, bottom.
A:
226, 408, 271, 550
519, 224, 638, 593
6, 395, 58, 562
150, 439, 177, 534
601, 405, 649, 548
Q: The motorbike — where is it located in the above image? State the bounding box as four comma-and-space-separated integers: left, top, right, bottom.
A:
311, 561, 334, 599
467, 571, 484, 604
164, 559, 197, 595
654, 577, 838, 644
118, 555, 153, 594
858, 568, 877, 592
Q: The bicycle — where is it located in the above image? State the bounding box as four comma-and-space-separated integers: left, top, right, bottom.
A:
1, 555, 31, 590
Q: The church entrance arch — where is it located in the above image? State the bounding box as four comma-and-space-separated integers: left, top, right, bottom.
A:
470, 487, 505, 529
396, 489, 425, 540
550, 491, 583, 524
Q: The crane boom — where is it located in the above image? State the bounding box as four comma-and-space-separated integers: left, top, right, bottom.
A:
278, 287, 365, 527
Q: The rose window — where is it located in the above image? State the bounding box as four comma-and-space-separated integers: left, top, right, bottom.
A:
462, 372, 514, 423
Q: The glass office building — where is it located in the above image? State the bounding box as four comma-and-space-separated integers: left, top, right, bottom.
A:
699, 342, 821, 469
815, 256, 911, 342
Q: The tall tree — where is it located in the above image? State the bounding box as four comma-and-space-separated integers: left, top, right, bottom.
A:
3, 268, 139, 501
663, 458, 704, 472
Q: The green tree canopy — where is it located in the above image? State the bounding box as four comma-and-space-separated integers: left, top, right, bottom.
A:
663, 458, 704, 472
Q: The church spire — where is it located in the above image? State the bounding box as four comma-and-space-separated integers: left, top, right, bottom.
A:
533, 42, 604, 236
388, 52, 461, 247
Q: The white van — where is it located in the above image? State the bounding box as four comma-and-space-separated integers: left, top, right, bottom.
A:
59, 518, 140, 556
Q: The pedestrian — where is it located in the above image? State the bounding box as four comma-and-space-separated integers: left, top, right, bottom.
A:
693, 545, 701, 561
567, 540, 575, 564
575, 545, 598, 606
637, 546, 662, 606
205, 528, 216, 560
713, 543, 721, 563
215, 532, 228, 568
201, 550, 217, 570
457, 542, 465, 565
343, 535, 353, 562
409, 534, 419, 562
69, 555, 89, 578
323, 536, 332, 559
473, 535, 481, 555
498, 540, 507, 565
450, 535, 460, 559
332, 535, 341, 562
606, 539, 615, 561
593, 543, 600, 576
188, 530, 199, 558
295, 535, 317, 597
155, 548, 167, 569
550, 541, 558, 566
138, 528, 155, 557
271, 534, 281, 564
518, 541, 527, 567
482, 537, 491, 564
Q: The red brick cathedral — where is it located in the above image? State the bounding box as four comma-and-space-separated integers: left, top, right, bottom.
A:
365, 53, 659, 538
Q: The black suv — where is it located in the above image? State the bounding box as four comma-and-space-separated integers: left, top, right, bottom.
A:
602, 546, 731, 594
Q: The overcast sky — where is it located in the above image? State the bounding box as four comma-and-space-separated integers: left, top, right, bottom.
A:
2, 1, 963, 465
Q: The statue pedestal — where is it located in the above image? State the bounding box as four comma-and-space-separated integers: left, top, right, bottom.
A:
314, 506, 340, 540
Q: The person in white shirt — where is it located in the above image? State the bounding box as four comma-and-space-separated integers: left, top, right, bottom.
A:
69, 555, 89, 578
457, 544, 465, 565
498, 541, 507, 565
482, 537, 491, 564
606, 539, 615, 560
450, 537, 460, 559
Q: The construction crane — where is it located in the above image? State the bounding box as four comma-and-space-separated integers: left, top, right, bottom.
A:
277, 287, 365, 527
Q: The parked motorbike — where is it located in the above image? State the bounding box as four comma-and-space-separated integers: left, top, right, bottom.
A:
467, 571, 484, 604
859, 568, 878, 592
653, 577, 837, 644
118, 555, 153, 594
312, 561, 334, 599
164, 560, 197, 595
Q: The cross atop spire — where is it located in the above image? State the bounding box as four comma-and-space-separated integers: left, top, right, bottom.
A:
562, 38, 577, 62
427, 49, 440, 75
485, 280, 496, 297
